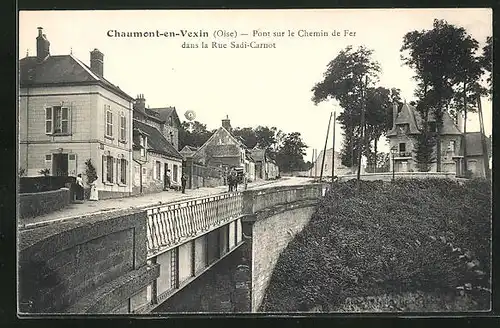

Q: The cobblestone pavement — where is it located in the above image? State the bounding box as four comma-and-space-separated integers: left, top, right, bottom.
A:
19, 177, 313, 228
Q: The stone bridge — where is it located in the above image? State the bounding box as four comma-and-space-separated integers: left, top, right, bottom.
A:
18, 183, 328, 314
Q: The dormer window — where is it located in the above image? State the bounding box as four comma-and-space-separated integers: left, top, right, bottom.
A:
140, 135, 147, 157
397, 124, 409, 134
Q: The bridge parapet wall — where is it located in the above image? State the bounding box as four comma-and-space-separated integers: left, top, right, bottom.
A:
18, 209, 159, 314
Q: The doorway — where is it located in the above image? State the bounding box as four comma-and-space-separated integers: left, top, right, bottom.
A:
52, 153, 68, 176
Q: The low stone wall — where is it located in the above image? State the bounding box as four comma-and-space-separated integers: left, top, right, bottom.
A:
19, 188, 71, 219
18, 208, 159, 314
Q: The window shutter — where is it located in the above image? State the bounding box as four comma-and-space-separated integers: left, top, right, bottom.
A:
68, 153, 77, 176
124, 160, 128, 184
116, 158, 119, 184
153, 161, 157, 180
102, 155, 106, 183
45, 107, 52, 134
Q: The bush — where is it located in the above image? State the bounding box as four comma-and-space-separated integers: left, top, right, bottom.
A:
261, 178, 491, 312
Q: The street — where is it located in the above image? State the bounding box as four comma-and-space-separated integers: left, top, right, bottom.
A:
19, 176, 314, 229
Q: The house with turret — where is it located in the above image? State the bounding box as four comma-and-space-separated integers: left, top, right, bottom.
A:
386, 101, 490, 178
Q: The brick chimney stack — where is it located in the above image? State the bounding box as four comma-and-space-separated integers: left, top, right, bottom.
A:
90, 48, 104, 76
222, 115, 232, 131
133, 94, 146, 113
36, 27, 50, 62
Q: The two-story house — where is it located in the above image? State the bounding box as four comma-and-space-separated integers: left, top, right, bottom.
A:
19, 27, 135, 199
192, 117, 251, 175
386, 101, 462, 173
132, 95, 183, 194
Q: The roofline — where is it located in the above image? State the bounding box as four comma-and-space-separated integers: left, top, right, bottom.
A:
20, 80, 135, 101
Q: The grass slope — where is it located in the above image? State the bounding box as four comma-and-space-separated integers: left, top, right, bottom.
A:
260, 178, 491, 312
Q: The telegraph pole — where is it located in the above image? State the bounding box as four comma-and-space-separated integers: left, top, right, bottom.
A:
357, 76, 368, 182
331, 111, 336, 185
476, 94, 490, 180
319, 112, 333, 182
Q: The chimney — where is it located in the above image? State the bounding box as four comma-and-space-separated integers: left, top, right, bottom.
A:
133, 94, 146, 113
392, 102, 398, 129
36, 27, 50, 62
90, 48, 104, 76
222, 115, 232, 131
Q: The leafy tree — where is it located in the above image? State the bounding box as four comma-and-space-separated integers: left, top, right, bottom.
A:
401, 19, 481, 171
232, 127, 258, 148
85, 159, 98, 185
312, 46, 381, 168
179, 120, 215, 149
481, 36, 493, 96
365, 86, 402, 166
413, 130, 437, 172
275, 132, 308, 172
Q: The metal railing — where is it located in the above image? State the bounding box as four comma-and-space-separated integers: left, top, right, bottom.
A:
146, 192, 243, 258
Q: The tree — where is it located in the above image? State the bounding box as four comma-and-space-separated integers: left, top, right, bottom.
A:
364, 86, 401, 167
275, 132, 308, 172
312, 46, 381, 168
413, 130, 437, 172
179, 120, 214, 149
232, 127, 258, 148
401, 19, 478, 171
85, 159, 98, 185
481, 36, 493, 96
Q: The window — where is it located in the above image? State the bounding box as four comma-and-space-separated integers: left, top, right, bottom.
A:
45, 106, 70, 134
399, 143, 406, 152
140, 135, 147, 157
106, 155, 113, 182
156, 161, 161, 180
168, 116, 173, 126
448, 140, 456, 152
169, 132, 174, 144
173, 164, 178, 182
105, 105, 113, 137
120, 159, 127, 184
120, 114, 126, 141
142, 167, 147, 175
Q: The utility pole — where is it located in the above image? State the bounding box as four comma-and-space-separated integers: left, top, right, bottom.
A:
314, 149, 318, 178
357, 76, 368, 181
476, 94, 490, 180
331, 111, 336, 185
310, 149, 315, 177
319, 112, 333, 182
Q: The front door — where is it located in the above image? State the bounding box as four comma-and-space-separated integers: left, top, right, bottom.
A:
400, 161, 408, 172
52, 153, 68, 176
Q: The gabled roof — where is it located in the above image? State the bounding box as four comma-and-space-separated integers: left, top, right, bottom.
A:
150, 107, 182, 127
463, 132, 491, 157
193, 126, 245, 159
19, 55, 134, 101
387, 102, 462, 136
250, 148, 266, 161
133, 120, 182, 159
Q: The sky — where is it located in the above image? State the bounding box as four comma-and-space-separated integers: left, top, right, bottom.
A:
19, 9, 492, 161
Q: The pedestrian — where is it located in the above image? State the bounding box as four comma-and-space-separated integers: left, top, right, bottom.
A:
227, 173, 233, 192
181, 173, 187, 194
76, 173, 85, 201
233, 170, 238, 191
164, 169, 171, 191
244, 172, 248, 190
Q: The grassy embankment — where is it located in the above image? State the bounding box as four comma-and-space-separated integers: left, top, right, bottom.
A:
260, 178, 491, 312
